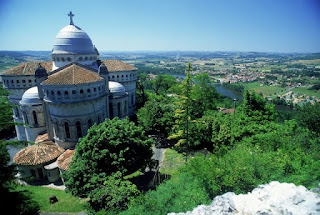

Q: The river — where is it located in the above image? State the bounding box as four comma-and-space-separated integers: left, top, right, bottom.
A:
171, 74, 243, 101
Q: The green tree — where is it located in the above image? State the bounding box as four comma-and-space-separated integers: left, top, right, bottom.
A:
151, 74, 177, 95
0, 141, 39, 214
137, 95, 176, 136
242, 90, 274, 121
64, 118, 154, 197
136, 73, 149, 108
0, 85, 15, 139
190, 72, 219, 118
169, 63, 192, 150
296, 102, 320, 136
122, 172, 210, 215
88, 171, 139, 213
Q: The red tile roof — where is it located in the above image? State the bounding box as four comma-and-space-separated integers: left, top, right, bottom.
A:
35, 133, 49, 144
2, 61, 52, 76
42, 63, 103, 85
57, 149, 75, 171
103, 60, 136, 72
13, 141, 65, 166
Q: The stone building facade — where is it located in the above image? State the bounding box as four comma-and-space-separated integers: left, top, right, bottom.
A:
1, 13, 138, 150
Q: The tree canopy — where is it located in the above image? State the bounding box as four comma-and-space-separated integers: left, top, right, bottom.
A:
64, 118, 154, 197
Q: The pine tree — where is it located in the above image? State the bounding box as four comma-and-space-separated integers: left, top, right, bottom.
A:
169, 63, 193, 160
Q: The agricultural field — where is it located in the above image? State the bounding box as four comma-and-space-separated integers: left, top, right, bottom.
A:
240, 82, 286, 96
292, 87, 320, 98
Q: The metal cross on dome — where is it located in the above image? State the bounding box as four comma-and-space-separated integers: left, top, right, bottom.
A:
68, 11, 74, 25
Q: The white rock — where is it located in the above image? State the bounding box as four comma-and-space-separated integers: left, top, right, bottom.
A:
168, 181, 320, 215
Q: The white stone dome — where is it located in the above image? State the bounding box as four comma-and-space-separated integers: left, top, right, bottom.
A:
21, 87, 41, 105
52, 25, 95, 55
109, 81, 126, 95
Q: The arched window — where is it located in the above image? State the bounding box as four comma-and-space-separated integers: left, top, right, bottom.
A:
72, 90, 76, 94
56, 57, 60, 62
117, 102, 121, 117
131, 94, 134, 105
57, 91, 61, 96
88, 119, 93, 128
16, 80, 19, 83
85, 57, 88, 61
61, 57, 65, 62
64, 91, 69, 98
28, 79, 32, 83
54, 121, 59, 137
23, 112, 28, 124
87, 89, 91, 93
32, 111, 38, 126
79, 57, 83, 61
76, 121, 82, 138
80, 89, 84, 94
93, 88, 96, 92
89, 56, 92, 60
124, 100, 127, 114
51, 90, 55, 96
15, 107, 19, 117
64, 122, 71, 139
67, 57, 71, 62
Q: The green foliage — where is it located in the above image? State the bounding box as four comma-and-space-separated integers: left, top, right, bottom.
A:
0, 141, 15, 192
190, 73, 220, 118
121, 173, 210, 215
169, 63, 193, 148
0, 141, 40, 214
64, 118, 154, 197
88, 171, 139, 213
151, 74, 178, 95
296, 102, 320, 136
0, 85, 15, 138
242, 90, 274, 121
137, 96, 176, 136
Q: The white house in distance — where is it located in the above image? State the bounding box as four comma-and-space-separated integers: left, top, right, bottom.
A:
2, 12, 138, 182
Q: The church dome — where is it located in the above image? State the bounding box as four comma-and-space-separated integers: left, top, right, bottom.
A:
52, 25, 96, 55
21, 87, 41, 105
109, 81, 126, 96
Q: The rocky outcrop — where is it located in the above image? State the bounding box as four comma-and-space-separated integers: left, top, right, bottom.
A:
168, 181, 320, 215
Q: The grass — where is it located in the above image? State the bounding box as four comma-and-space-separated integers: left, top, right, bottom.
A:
15, 185, 87, 213
240, 82, 286, 96
160, 149, 185, 175
292, 87, 320, 97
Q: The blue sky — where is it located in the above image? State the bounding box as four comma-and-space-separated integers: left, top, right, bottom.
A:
0, 0, 319, 52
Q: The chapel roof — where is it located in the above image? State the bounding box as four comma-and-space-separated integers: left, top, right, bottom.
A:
35, 133, 49, 144
102, 60, 136, 72
1, 61, 52, 76
42, 63, 103, 85
57, 149, 75, 171
13, 141, 65, 166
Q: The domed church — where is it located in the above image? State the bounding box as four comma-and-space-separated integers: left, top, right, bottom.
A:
1, 12, 138, 149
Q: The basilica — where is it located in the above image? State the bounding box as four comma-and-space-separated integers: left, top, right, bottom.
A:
1, 12, 138, 182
